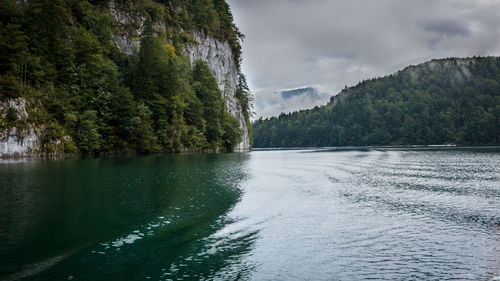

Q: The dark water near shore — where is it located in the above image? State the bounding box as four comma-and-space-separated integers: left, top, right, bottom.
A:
1, 147, 499, 280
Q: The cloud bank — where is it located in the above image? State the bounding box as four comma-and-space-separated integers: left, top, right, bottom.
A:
227, 0, 500, 119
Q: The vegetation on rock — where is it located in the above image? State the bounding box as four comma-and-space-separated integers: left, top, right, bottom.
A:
0, 0, 250, 155
253, 57, 500, 147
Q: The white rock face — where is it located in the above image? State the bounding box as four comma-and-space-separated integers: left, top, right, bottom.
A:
109, 1, 251, 152
183, 32, 250, 152
0, 99, 41, 158
109, 1, 143, 55
408, 58, 475, 86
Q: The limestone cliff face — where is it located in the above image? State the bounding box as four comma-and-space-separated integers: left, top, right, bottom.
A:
110, 1, 143, 55
111, 3, 251, 152
0, 99, 41, 157
405, 58, 475, 87
0, 99, 74, 158
0, 2, 251, 157
183, 32, 250, 152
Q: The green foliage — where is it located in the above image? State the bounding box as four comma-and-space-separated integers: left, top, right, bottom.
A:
253, 58, 500, 147
221, 112, 242, 152
0, 23, 28, 98
192, 60, 223, 146
134, 102, 159, 153
0, 0, 247, 155
41, 122, 78, 154
160, 0, 244, 69
6, 107, 17, 122
235, 73, 253, 143
77, 110, 101, 154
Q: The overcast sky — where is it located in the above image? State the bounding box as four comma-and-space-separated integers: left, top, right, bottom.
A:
226, 0, 500, 119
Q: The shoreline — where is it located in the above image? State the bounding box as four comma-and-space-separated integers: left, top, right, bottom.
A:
0, 148, 252, 161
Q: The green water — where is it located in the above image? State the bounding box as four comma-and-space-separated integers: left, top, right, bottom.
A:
1, 148, 500, 280
1, 154, 250, 280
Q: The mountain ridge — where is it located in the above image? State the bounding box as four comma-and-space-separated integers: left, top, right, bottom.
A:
253, 56, 500, 147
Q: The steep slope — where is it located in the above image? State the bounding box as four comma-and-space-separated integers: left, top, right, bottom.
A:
0, 0, 251, 157
183, 31, 250, 152
253, 57, 500, 147
112, 1, 251, 151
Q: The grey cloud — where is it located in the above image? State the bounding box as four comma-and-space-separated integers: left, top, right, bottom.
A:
423, 20, 470, 37
227, 0, 500, 119
256, 87, 332, 119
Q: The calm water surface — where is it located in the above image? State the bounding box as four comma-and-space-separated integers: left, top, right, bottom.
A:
1, 148, 499, 280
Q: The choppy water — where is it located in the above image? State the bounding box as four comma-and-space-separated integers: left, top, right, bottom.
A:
1, 147, 499, 280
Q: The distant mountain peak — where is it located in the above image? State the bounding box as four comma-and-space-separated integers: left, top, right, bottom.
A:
280, 87, 320, 100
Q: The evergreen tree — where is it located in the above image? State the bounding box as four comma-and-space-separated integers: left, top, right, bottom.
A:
192, 60, 223, 146
0, 0, 250, 155
253, 58, 500, 147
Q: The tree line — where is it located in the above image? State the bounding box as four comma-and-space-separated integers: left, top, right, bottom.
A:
253, 57, 500, 147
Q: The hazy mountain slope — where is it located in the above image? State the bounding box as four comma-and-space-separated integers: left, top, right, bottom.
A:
253, 57, 500, 147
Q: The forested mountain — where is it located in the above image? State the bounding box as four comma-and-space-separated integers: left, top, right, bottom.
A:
0, 0, 252, 157
253, 57, 500, 147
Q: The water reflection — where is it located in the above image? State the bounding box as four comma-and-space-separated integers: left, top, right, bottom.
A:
1, 148, 500, 280
0, 153, 252, 281
488, 223, 500, 279
222, 148, 500, 280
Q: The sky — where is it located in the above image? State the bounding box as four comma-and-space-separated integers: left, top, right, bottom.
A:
226, 0, 500, 119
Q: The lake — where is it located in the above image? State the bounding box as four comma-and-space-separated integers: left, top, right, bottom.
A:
1, 147, 499, 280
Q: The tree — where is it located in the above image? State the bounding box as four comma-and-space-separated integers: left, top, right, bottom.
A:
192, 60, 223, 146
0, 23, 28, 98
77, 110, 101, 154
222, 112, 241, 151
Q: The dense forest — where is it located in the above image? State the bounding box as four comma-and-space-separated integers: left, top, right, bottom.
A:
253, 57, 500, 147
0, 0, 251, 155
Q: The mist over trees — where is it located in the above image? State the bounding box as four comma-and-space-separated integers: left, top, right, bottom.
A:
253, 57, 500, 147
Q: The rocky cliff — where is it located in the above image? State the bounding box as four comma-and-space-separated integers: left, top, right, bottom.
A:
183, 32, 250, 152
0, 1, 250, 157
111, 3, 250, 152
0, 99, 73, 158
0, 99, 40, 157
